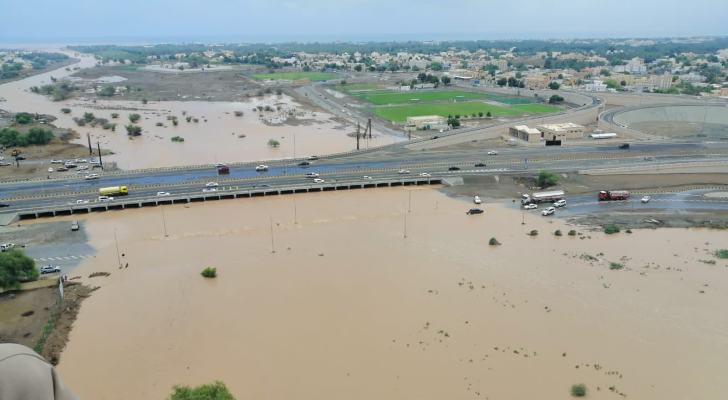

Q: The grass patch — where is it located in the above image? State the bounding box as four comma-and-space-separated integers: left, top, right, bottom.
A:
250, 72, 338, 81
512, 104, 561, 113
609, 262, 623, 270
571, 383, 587, 397
355, 90, 489, 105
118, 65, 142, 70
367, 102, 520, 123
699, 259, 717, 264
715, 250, 728, 259
334, 84, 381, 92
201, 267, 217, 278
487, 94, 539, 105
168, 381, 234, 400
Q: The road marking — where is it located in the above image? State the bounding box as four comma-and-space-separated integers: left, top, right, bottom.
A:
70, 256, 78, 259
63, 257, 70, 260
79, 255, 86, 258
39, 258, 46, 261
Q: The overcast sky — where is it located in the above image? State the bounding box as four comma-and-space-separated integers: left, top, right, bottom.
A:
2, 0, 727, 43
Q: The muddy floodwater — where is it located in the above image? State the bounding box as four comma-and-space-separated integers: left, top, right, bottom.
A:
0, 53, 403, 169
37, 188, 728, 399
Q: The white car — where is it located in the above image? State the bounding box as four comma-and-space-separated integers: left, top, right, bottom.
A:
85, 174, 99, 180
1, 243, 15, 252
524, 203, 538, 210
398, 169, 410, 174
75, 158, 88, 163
473, 196, 482, 204
51, 159, 63, 164
313, 178, 325, 183
255, 165, 269, 171
157, 192, 170, 196
0, 157, 4, 161
40, 265, 61, 274
541, 207, 555, 216
202, 188, 217, 192
554, 199, 567, 207
308, 155, 319, 160
487, 151, 498, 155
78, 165, 88, 170
305, 173, 319, 178
76, 200, 89, 204
215, 163, 226, 168
98, 196, 114, 201
205, 182, 219, 187
47, 167, 53, 173
77, 170, 89, 174
420, 173, 432, 177
641, 196, 651, 203
362, 176, 373, 180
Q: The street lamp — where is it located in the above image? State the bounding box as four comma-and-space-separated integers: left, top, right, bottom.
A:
114, 228, 122, 269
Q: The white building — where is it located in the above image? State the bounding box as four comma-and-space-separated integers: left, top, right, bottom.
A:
585, 80, 607, 92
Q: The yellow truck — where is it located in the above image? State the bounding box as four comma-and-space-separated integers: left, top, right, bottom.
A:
98, 186, 128, 196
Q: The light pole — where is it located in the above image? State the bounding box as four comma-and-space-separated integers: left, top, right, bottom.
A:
293, 133, 296, 159
114, 228, 122, 269
269, 215, 275, 253
162, 208, 168, 237
403, 203, 408, 238
293, 193, 298, 224
126, 162, 131, 187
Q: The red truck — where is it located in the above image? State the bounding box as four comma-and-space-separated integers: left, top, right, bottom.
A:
598, 190, 630, 200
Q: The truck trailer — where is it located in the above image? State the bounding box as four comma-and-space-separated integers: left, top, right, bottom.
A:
99, 186, 128, 196
521, 190, 565, 204
598, 190, 630, 200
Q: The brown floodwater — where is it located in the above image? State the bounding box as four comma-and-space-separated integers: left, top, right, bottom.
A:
38, 188, 728, 399
0, 53, 403, 169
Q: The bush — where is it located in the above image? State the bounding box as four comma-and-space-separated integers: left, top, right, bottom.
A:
609, 262, 623, 270
193, 118, 199, 123
570, 384, 587, 397
626, 229, 632, 233
156, 122, 163, 127
110, 123, 117, 132
172, 119, 179, 126
0, 249, 40, 290
111, 113, 119, 119
489, 237, 500, 245
60, 108, 71, 114
537, 170, 559, 187
97, 86, 115, 97
604, 225, 621, 234
186, 116, 193, 122
264, 88, 272, 94
72, 117, 86, 126
568, 230, 577, 236
167, 381, 233, 400
275, 89, 282, 95
486, 111, 491, 117
234, 111, 244, 117
529, 230, 538, 236
102, 123, 113, 130
267, 139, 280, 147
554, 230, 562, 236
125, 125, 142, 136
142, 98, 148, 104
201, 268, 217, 278
128, 113, 141, 123
715, 250, 728, 259
171, 136, 185, 142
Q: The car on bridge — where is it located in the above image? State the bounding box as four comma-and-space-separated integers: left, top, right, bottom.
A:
65, 163, 77, 169
541, 207, 555, 216
305, 173, 319, 178
85, 174, 99, 180
308, 155, 319, 160
398, 170, 410, 174
78, 166, 88, 170
641, 196, 651, 203
448, 166, 461, 171
157, 192, 170, 196
523, 203, 537, 210
298, 161, 311, 167
48, 167, 53, 173
644, 157, 656, 161
75, 158, 88, 163
0, 203, 9, 208
466, 208, 483, 215
98, 196, 114, 202
76, 200, 89, 204
51, 159, 63, 164
205, 182, 219, 187
56, 167, 68, 172
202, 188, 217, 192
0, 162, 11, 167
255, 165, 269, 171
40, 265, 61, 274
362, 176, 373, 180
215, 163, 226, 168
474, 163, 486, 167
420, 173, 432, 177
16, 156, 26, 160
487, 151, 498, 155
618, 143, 630, 149
313, 179, 325, 183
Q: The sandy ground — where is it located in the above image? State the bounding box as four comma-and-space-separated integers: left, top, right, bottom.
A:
20, 187, 725, 399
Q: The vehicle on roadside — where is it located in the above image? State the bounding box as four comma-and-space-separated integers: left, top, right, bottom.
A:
598, 190, 630, 201
157, 192, 170, 196
205, 182, 219, 187
40, 265, 61, 274
51, 159, 63, 164
554, 199, 567, 207
523, 203, 538, 210
99, 186, 128, 196
78, 165, 88, 170
398, 169, 410, 174
1, 243, 15, 251
89, 159, 101, 165
76, 200, 89, 204
255, 184, 271, 188
75, 158, 88, 163
362, 176, 373, 180
308, 155, 319, 160
85, 174, 99, 180
643, 156, 656, 161
473, 196, 482, 204
466, 208, 484, 215
305, 173, 320, 178
618, 143, 630, 149
255, 165, 269, 171
298, 161, 311, 167
98, 196, 114, 201
487, 151, 498, 155
202, 188, 217, 192
448, 166, 461, 171
0, 203, 9, 208
641, 195, 651, 203
71, 221, 79, 231
0, 162, 11, 167
56, 167, 68, 172
420, 173, 432, 177
313, 178, 325, 183
541, 207, 555, 216
48, 167, 53, 173
521, 190, 565, 204
474, 162, 486, 167
77, 170, 89, 174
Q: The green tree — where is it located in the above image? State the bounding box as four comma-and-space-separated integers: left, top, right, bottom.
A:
302, 65, 311, 72
128, 113, 141, 123
0, 249, 40, 290
620, 80, 627, 86
486, 111, 491, 117
549, 95, 564, 104
15, 113, 33, 124
478, 112, 483, 117
142, 98, 148, 104
537, 170, 559, 187
604, 79, 621, 89
441, 76, 451, 85
429, 62, 443, 71
600, 69, 611, 76
340, 80, 347, 85
27, 127, 54, 144
267, 139, 280, 147
167, 381, 234, 400
447, 117, 460, 127
97, 86, 115, 97
411, 65, 421, 71
354, 65, 362, 72
515, 72, 523, 79
125, 125, 142, 136
548, 82, 560, 90
497, 78, 507, 86
557, 73, 564, 79
83, 112, 95, 122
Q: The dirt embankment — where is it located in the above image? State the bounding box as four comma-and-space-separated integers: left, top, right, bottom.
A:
0, 282, 94, 366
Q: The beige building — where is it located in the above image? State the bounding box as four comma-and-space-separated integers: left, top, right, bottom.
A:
720, 87, 728, 98
406, 115, 447, 131
537, 123, 585, 141
649, 75, 673, 91
525, 75, 550, 89
509, 125, 543, 143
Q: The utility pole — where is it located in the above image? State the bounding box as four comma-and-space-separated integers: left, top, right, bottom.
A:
269, 215, 275, 253
404, 203, 408, 238
408, 191, 412, 213
368, 119, 372, 139
162, 208, 169, 237
293, 193, 298, 224
114, 228, 122, 269
356, 122, 360, 150
97, 142, 103, 167
87, 133, 92, 155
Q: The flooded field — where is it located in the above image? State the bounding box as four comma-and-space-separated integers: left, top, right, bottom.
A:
0, 53, 402, 169
38, 187, 728, 399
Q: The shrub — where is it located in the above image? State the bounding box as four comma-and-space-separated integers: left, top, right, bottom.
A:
478, 112, 483, 117
486, 111, 492, 117
201, 267, 217, 278
125, 125, 142, 136
571, 384, 587, 397
97, 86, 115, 97
186, 116, 193, 122
167, 381, 233, 400
604, 225, 621, 234
256, 90, 264, 97
609, 262, 623, 270
142, 98, 148, 104
128, 113, 141, 123
72, 117, 86, 126
110, 123, 117, 132
171, 136, 185, 142
264, 88, 272, 94
111, 113, 119, 118
193, 118, 199, 123
715, 250, 728, 259
60, 108, 71, 114
554, 230, 562, 236
568, 230, 577, 236
267, 139, 280, 147
626, 229, 633, 233
83, 112, 96, 122
529, 230, 538, 236
537, 170, 559, 187
156, 122, 163, 127
489, 237, 500, 245
234, 111, 244, 117
275, 89, 282, 95
172, 119, 179, 126
102, 123, 113, 130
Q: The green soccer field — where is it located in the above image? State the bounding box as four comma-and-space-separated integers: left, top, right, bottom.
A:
335, 85, 381, 92
355, 90, 490, 105
512, 104, 561, 113
250, 72, 340, 81
366, 103, 523, 122
486, 95, 539, 105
